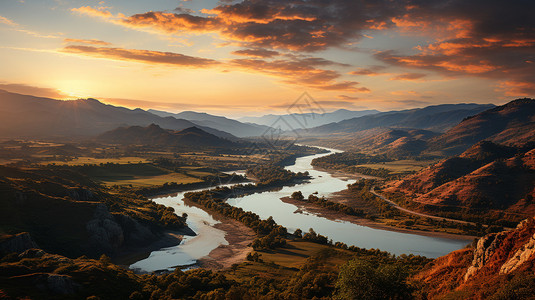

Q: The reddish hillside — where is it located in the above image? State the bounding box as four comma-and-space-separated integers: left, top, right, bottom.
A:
426, 98, 535, 155
387, 141, 518, 195
387, 145, 535, 222
414, 217, 535, 299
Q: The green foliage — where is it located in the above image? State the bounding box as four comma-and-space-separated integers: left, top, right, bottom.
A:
335, 259, 413, 300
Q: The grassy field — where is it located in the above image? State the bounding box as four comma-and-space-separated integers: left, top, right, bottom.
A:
76, 163, 204, 187
357, 159, 438, 173
43, 156, 149, 166
227, 240, 352, 281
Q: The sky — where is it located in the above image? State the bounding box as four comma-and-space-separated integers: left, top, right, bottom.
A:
0, 0, 534, 117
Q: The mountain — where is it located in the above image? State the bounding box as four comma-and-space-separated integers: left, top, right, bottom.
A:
98, 124, 234, 147
304, 104, 494, 136
427, 98, 535, 155
414, 217, 535, 299
0, 90, 234, 139
148, 109, 271, 137
304, 127, 440, 156
238, 109, 380, 131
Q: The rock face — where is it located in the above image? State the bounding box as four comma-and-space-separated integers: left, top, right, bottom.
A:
85, 204, 126, 255
415, 217, 535, 299
84, 203, 164, 257
0, 232, 39, 255
464, 231, 508, 281
500, 220, 535, 274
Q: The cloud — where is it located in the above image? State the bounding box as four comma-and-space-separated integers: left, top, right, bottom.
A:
349, 66, 388, 76
0, 15, 17, 26
232, 48, 279, 58
61, 45, 220, 67
230, 57, 367, 92
374, 0, 535, 96
0, 14, 59, 39
71, 6, 114, 19
71, 1, 404, 52
337, 95, 360, 100
64, 38, 111, 45
389, 73, 427, 81
0, 82, 69, 99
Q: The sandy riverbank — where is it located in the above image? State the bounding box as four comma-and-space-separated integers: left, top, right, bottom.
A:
181, 198, 256, 271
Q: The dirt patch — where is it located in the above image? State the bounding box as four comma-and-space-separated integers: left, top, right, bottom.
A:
197, 219, 255, 270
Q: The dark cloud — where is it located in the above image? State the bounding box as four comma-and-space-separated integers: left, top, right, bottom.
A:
375, 0, 535, 96
349, 66, 388, 76
232, 48, 279, 58
61, 45, 220, 67
73, 0, 535, 96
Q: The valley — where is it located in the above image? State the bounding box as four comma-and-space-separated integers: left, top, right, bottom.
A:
0, 90, 534, 299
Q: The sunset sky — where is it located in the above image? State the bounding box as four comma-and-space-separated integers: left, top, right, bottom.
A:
0, 0, 533, 117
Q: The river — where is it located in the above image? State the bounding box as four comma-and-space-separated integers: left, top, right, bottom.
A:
130, 147, 470, 273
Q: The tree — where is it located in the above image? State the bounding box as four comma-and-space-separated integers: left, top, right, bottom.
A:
291, 191, 304, 201
334, 259, 412, 300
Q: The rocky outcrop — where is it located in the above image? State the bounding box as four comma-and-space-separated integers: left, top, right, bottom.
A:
0, 232, 39, 255
500, 220, 535, 274
464, 231, 508, 281
85, 204, 125, 255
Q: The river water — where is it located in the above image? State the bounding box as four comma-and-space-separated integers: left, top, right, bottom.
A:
130, 148, 470, 272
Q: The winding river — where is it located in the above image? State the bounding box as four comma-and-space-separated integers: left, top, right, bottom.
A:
131, 148, 470, 273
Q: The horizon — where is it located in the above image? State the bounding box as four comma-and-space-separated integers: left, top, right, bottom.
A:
1, 0, 533, 117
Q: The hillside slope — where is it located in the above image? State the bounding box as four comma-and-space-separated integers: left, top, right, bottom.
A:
427, 98, 535, 155
98, 124, 235, 148
0, 166, 190, 258
415, 217, 535, 299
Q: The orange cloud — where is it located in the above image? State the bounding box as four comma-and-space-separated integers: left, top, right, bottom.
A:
64, 38, 111, 46
0, 15, 17, 26
497, 81, 535, 97
231, 58, 366, 92
61, 45, 220, 67
71, 6, 114, 19
390, 73, 427, 81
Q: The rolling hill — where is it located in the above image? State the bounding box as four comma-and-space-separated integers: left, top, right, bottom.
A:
148, 109, 271, 137
98, 124, 235, 148
426, 98, 535, 155
385, 99, 535, 223
0, 90, 233, 139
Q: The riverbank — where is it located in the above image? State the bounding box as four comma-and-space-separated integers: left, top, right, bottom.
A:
181, 198, 256, 271
280, 196, 475, 242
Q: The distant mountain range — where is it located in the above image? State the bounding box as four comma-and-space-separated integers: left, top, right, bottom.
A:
98, 124, 235, 147
238, 109, 380, 131
303, 103, 495, 136
148, 109, 271, 138
0, 90, 234, 139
